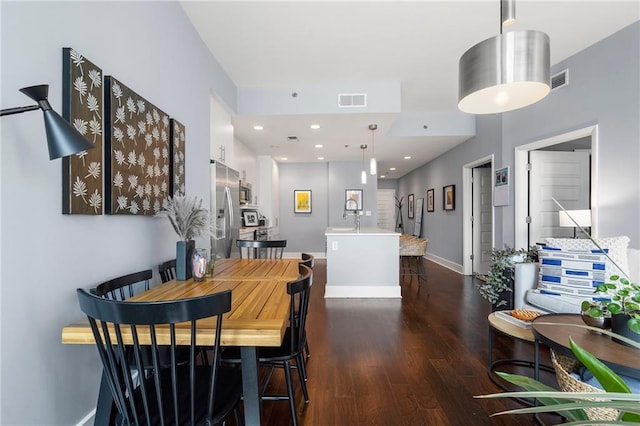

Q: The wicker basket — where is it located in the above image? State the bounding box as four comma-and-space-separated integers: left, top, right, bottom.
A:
399, 234, 427, 257
551, 350, 619, 421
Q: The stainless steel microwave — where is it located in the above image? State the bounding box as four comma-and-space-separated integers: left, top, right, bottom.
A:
239, 180, 252, 205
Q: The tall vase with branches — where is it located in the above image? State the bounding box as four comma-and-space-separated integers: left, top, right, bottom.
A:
395, 195, 404, 233
156, 194, 211, 280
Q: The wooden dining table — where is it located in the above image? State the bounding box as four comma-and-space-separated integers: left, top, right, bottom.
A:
61, 258, 302, 426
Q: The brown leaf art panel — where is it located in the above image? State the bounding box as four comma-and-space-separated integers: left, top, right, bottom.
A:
170, 119, 185, 196
104, 76, 170, 215
62, 48, 103, 214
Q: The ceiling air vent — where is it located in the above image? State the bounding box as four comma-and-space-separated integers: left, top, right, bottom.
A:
338, 93, 367, 108
287, 135, 298, 142
551, 69, 568, 91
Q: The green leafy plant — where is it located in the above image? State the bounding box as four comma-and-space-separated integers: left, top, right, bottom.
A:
155, 194, 211, 241
477, 328, 640, 423
582, 275, 640, 334
477, 246, 536, 306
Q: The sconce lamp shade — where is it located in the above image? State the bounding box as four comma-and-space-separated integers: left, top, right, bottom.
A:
1, 85, 95, 160
559, 209, 592, 228
458, 30, 550, 114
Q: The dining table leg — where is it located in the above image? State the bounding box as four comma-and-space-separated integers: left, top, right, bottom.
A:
241, 346, 263, 426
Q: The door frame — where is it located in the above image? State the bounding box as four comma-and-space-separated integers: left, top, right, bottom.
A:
514, 125, 599, 250
462, 154, 494, 276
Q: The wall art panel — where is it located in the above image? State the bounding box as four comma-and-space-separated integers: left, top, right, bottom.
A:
104, 76, 170, 215
169, 119, 185, 196
62, 48, 104, 214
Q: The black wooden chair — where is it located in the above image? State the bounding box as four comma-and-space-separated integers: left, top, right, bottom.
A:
222, 264, 312, 426
76, 288, 242, 426
236, 239, 286, 259
158, 259, 176, 283
93, 269, 151, 300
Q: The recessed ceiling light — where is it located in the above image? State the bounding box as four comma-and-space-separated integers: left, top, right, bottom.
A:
317, 156, 324, 160
389, 167, 396, 171
253, 125, 264, 131
314, 144, 323, 148
310, 124, 321, 130
281, 157, 288, 161
404, 156, 411, 160
380, 175, 386, 178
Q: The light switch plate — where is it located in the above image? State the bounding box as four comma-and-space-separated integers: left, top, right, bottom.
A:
332, 241, 338, 250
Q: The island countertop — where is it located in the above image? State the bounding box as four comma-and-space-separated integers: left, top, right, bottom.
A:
325, 227, 400, 236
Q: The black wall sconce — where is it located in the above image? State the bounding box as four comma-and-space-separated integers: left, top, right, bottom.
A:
0, 84, 95, 160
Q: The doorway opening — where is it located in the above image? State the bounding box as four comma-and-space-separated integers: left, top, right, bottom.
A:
514, 125, 598, 250
462, 155, 494, 276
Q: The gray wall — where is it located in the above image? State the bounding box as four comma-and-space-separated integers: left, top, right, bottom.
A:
278, 162, 329, 252
1, 2, 236, 424
278, 161, 378, 253
397, 21, 640, 269
501, 21, 640, 246
397, 115, 502, 264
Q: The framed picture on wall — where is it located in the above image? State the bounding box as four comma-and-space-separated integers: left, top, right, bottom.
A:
408, 193, 415, 218
345, 189, 363, 211
443, 185, 455, 211
294, 190, 312, 213
427, 188, 435, 212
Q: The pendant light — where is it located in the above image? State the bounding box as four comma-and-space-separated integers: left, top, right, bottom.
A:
369, 124, 378, 175
360, 144, 367, 184
458, 0, 550, 114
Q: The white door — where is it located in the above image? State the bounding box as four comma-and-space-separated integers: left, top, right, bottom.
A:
529, 151, 590, 246
472, 167, 493, 276
376, 189, 395, 231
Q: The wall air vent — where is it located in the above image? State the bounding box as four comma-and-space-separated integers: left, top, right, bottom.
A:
551, 69, 568, 91
338, 93, 367, 108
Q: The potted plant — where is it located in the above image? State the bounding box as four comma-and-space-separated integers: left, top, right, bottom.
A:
582, 275, 640, 344
477, 246, 536, 310
156, 194, 211, 280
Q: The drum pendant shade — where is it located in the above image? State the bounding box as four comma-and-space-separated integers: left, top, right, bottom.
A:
458, 30, 550, 114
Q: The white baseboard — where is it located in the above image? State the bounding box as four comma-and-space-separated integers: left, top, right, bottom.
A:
76, 409, 95, 426
324, 285, 402, 298
424, 253, 463, 274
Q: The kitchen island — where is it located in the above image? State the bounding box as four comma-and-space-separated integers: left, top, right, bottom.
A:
325, 227, 401, 298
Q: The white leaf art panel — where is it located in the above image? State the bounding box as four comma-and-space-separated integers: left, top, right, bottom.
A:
169, 119, 186, 196
62, 48, 103, 214
104, 76, 170, 215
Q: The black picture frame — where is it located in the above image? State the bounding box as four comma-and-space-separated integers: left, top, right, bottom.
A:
427, 188, 435, 212
345, 189, 363, 211
294, 190, 312, 213
408, 193, 415, 218
443, 185, 455, 211
243, 210, 259, 226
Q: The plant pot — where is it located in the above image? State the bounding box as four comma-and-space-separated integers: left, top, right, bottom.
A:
176, 240, 195, 281
610, 313, 640, 347
491, 289, 514, 312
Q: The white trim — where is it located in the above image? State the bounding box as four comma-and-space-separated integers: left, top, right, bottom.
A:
462, 154, 495, 276
514, 125, 598, 249
424, 252, 463, 274
75, 409, 96, 426
324, 285, 401, 298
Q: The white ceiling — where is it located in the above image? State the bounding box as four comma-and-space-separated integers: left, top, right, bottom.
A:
181, 1, 639, 178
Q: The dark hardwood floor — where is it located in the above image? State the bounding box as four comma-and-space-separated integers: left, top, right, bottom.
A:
245, 258, 562, 425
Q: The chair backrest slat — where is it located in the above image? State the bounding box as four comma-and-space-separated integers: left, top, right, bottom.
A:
158, 259, 176, 283
236, 239, 287, 259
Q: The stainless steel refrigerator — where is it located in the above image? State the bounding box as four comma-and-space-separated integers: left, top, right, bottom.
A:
210, 160, 240, 259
